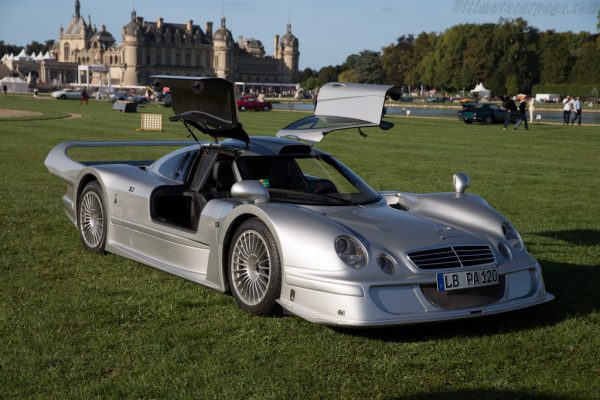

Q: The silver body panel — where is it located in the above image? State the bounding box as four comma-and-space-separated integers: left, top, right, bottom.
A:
45, 81, 552, 327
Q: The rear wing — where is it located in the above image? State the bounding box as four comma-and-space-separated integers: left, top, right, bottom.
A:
277, 82, 401, 143
44, 140, 195, 184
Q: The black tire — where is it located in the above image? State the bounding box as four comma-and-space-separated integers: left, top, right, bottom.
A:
263, 105, 270, 112
77, 181, 107, 253
484, 115, 493, 125
464, 120, 472, 124
60, 94, 67, 100
228, 218, 281, 315
239, 106, 247, 112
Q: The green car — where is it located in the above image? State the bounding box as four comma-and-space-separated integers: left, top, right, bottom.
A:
458, 102, 517, 124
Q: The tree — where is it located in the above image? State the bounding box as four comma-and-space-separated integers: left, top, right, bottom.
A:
337, 69, 360, 83
381, 35, 415, 86
317, 66, 338, 86
349, 50, 385, 84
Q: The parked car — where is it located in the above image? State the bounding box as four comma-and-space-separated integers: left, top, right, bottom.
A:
110, 91, 149, 104
236, 95, 272, 111
458, 102, 516, 124
51, 88, 82, 100
45, 77, 553, 327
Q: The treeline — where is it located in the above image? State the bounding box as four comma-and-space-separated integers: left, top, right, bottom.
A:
0, 40, 55, 57
300, 18, 600, 97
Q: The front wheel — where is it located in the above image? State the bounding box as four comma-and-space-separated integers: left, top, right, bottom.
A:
77, 181, 107, 253
483, 115, 493, 125
228, 219, 281, 315
263, 105, 271, 112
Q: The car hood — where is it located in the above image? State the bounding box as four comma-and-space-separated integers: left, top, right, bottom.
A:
311, 201, 488, 253
151, 75, 249, 143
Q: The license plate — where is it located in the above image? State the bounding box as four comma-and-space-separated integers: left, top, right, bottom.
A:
436, 268, 498, 292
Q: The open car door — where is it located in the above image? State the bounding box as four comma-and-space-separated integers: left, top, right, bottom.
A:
152, 76, 249, 143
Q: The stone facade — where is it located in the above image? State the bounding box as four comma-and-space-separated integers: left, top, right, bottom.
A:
45, 0, 300, 86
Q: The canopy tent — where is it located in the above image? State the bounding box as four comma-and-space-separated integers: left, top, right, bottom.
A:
0, 76, 29, 93
470, 82, 491, 99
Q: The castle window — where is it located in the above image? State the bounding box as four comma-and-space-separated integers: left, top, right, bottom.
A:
64, 43, 70, 61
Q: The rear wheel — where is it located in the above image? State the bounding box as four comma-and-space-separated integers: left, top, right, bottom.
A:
228, 219, 281, 315
484, 115, 493, 125
263, 105, 271, 112
77, 181, 107, 253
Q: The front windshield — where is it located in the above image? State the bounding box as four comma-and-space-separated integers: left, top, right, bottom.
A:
236, 155, 380, 206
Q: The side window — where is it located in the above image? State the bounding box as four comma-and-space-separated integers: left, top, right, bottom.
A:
158, 150, 197, 183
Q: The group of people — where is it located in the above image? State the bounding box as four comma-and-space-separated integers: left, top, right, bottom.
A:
502, 95, 530, 131
562, 95, 582, 126
503, 94, 585, 130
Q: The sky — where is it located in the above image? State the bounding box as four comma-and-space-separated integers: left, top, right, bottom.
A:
0, 0, 598, 69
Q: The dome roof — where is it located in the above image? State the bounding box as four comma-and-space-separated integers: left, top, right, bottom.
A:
92, 25, 116, 48
213, 17, 232, 43
281, 23, 297, 47
123, 9, 139, 36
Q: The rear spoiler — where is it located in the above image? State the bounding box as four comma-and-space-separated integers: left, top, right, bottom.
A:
44, 140, 196, 184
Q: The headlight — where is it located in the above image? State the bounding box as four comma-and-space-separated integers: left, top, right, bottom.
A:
334, 236, 368, 269
502, 223, 524, 250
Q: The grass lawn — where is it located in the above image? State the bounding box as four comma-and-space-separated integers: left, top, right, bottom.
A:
0, 95, 599, 399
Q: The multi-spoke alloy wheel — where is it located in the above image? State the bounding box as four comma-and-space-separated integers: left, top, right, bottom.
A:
228, 219, 281, 315
77, 181, 107, 253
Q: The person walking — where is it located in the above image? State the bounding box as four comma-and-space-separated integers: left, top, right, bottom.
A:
514, 97, 529, 130
571, 97, 582, 126
562, 95, 573, 125
502, 95, 517, 130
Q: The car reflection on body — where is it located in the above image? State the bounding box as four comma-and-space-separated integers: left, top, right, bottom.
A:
44, 78, 553, 327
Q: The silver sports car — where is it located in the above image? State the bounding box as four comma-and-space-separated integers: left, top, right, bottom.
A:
45, 77, 553, 327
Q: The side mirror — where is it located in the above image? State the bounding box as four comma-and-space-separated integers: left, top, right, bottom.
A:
231, 180, 270, 204
453, 172, 470, 194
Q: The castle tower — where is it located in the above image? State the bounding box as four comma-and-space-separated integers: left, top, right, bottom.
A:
280, 23, 299, 82
212, 17, 233, 80
122, 9, 141, 85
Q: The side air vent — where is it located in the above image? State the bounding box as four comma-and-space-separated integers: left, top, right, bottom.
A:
407, 245, 495, 270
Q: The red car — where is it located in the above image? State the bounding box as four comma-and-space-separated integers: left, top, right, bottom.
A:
236, 96, 272, 111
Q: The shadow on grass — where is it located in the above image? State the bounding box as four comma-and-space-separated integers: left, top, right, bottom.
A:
387, 389, 572, 400
336, 259, 599, 342
534, 229, 600, 246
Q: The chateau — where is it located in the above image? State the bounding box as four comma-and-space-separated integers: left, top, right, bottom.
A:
9, 0, 300, 87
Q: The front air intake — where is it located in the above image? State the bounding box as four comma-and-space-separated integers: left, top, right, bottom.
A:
407, 245, 495, 270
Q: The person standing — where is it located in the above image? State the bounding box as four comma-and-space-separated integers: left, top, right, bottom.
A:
80, 88, 89, 105
502, 95, 517, 130
514, 97, 529, 130
2, 84, 7, 95
528, 96, 535, 123
562, 95, 573, 125
571, 97, 582, 126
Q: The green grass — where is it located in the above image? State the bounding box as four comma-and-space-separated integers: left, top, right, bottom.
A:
1, 95, 599, 399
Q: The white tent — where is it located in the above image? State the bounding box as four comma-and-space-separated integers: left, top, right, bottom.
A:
14, 49, 33, 61
470, 82, 491, 99
0, 76, 29, 93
